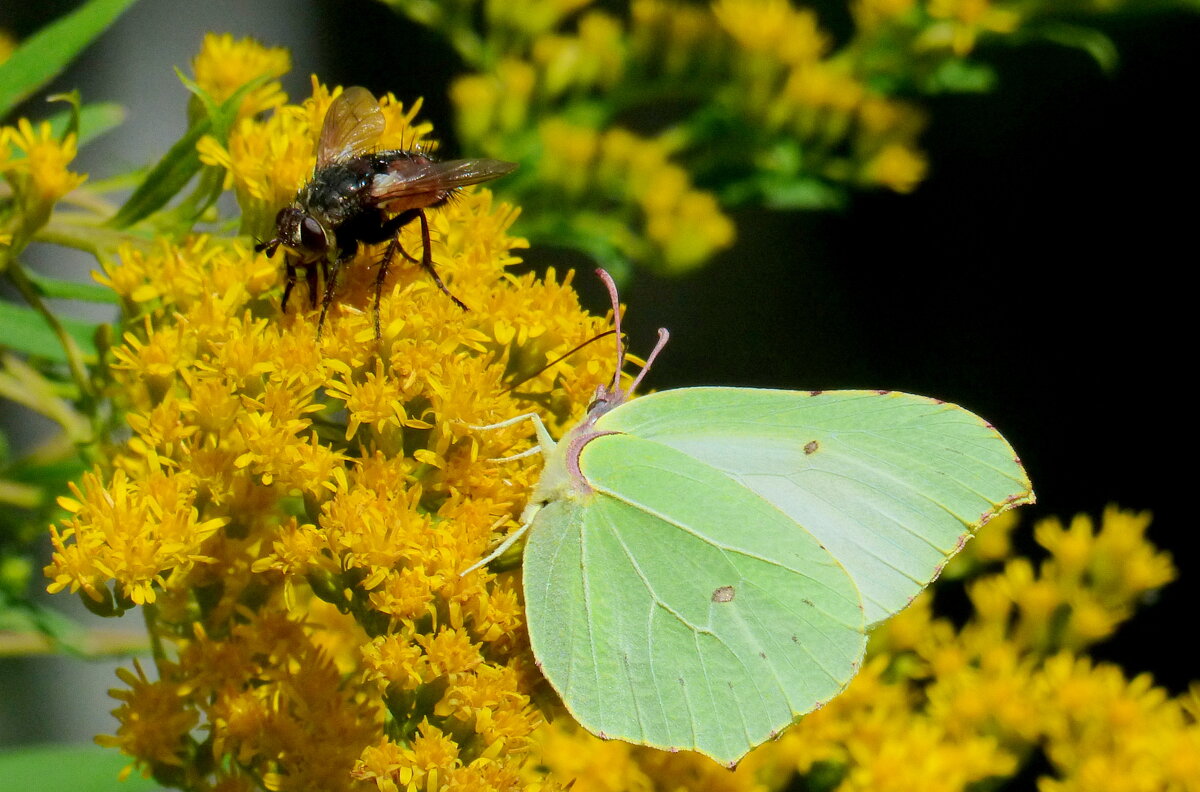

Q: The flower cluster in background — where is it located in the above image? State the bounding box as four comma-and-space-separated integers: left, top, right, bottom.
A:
380, 0, 1168, 278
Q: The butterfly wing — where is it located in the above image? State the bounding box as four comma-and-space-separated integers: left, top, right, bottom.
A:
595, 387, 1035, 627
523, 432, 866, 767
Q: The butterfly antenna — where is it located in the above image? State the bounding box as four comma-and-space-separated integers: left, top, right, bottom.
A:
595, 268, 670, 397
500, 330, 618, 395
628, 328, 670, 395
596, 268, 626, 393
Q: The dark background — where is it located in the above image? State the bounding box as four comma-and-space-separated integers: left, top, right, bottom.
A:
3, 0, 1195, 743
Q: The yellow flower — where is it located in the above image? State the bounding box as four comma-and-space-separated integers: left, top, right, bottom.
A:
95, 659, 198, 779
860, 142, 928, 193
714, 0, 829, 64
191, 33, 290, 117
487, 0, 596, 37
531, 12, 626, 97
45, 465, 225, 606
853, 0, 918, 29
920, 0, 1021, 55
0, 118, 87, 210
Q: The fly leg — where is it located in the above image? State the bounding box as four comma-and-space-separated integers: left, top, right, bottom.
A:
373, 235, 402, 340
316, 258, 342, 340
307, 260, 322, 309
282, 258, 298, 314
414, 208, 468, 312
379, 208, 469, 313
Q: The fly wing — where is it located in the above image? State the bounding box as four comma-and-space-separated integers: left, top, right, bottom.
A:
368, 157, 518, 200
316, 86, 385, 167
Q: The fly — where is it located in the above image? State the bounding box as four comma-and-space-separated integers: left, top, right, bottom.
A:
256, 86, 517, 338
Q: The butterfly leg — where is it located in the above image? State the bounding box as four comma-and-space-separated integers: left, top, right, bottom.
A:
459, 516, 535, 577
466, 412, 557, 459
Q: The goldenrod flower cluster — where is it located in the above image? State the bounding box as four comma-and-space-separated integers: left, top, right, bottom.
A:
524, 507, 1195, 792
190, 32, 291, 119
443, 0, 935, 272
43, 49, 615, 788
0, 119, 88, 244
382, 0, 1147, 277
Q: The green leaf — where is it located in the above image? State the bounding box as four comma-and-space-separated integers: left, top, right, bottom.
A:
105, 117, 212, 229
27, 271, 120, 304
107, 74, 270, 229
46, 102, 126, 148
0, 300, 100, 361
47, 90, 83, 141
0, 0, 141, 119
1032, 23, 1119, 74
925, 59, 998, 93
757, 177, 847, 210
0, 745, 157, 792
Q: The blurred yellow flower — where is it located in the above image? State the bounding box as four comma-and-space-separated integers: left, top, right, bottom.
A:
191, 32, 290, 117
0, 119, 87, 224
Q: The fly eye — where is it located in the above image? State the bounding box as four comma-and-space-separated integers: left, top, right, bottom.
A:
300, 217, 327, 251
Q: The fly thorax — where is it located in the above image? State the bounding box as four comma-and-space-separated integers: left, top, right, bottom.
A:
302, 164, 370, 224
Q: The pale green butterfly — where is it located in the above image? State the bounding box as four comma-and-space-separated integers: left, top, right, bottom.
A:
466, 270, 1034, 767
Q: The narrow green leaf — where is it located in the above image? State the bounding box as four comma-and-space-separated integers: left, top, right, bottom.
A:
758, 177, 847, 210
46, 102, 126, 148
107, 74, 270, 229
0, 300, 100, 361
0, 0, 141, 118
926, 59, 998, 93
1033, 23, 1120, 74
0, 102, 125, 164
26, 271, 120, 304
0, 745, 157, 792
47, 90, 83, 141
105, 118, 211, 229
178, 70, 273, 141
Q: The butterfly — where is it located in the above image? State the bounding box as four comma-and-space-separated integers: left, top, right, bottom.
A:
466, 269, 1033, 766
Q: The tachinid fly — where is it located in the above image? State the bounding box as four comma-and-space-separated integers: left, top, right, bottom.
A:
256, 86, 517, 338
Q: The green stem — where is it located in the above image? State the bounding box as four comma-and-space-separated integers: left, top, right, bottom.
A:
4, 261, 96, 404
38, 214, 155, 254
142, 602, 166, 663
